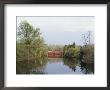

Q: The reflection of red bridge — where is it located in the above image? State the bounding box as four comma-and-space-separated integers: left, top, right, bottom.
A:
48, 51, 63, 58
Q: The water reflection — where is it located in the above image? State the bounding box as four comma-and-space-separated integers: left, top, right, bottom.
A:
16, 58, 94, 74
63, 58, 78, 72
79, 61, 94, 74
16, 58, 48, 74
63, 58, 94, 74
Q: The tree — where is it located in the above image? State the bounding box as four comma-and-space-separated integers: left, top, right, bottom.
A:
17, 21, 48, 63
80, 31, 94, 63
17, 21, 41, 44
81, 31, 92, 46
72, 42, 75, 48
63, 43, 80, 59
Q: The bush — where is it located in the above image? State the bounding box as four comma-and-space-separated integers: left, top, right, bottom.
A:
81, 44, 94, 63
63, 44, 80, 59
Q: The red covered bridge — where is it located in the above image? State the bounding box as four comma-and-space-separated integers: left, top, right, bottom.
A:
48, 51, 63, 58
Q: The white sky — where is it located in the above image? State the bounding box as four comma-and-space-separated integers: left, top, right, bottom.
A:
17, 16, 94, 45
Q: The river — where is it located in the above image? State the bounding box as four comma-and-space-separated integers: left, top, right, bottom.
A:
16, 58, 94, 74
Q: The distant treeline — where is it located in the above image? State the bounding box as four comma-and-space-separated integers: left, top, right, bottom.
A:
48, 44, 63, 51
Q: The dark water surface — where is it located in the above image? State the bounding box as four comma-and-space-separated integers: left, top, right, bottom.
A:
17, 58, 94, 74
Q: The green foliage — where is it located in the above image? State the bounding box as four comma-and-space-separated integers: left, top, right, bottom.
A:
16, 21, 48, 64
81, 44, 94, 63
80, 31, 94, 63
17, 21, 41, 44
63, 41, 94, 64
63, 42, 80, 59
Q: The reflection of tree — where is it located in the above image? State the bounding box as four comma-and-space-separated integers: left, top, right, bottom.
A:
63, 58, 78, 72
30, 59, 48, 74
79, 61, 94, 74
30, 67, 46, 74
62, 57, 94, 74
16, 58, 48, 74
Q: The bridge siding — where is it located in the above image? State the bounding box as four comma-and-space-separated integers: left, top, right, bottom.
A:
48, 51, 63, 58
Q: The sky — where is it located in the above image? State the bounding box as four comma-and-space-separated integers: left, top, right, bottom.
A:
17, 16, 94, 45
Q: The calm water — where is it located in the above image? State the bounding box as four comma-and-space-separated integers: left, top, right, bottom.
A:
17, 58, 94, 74
42, 59, 83, 74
